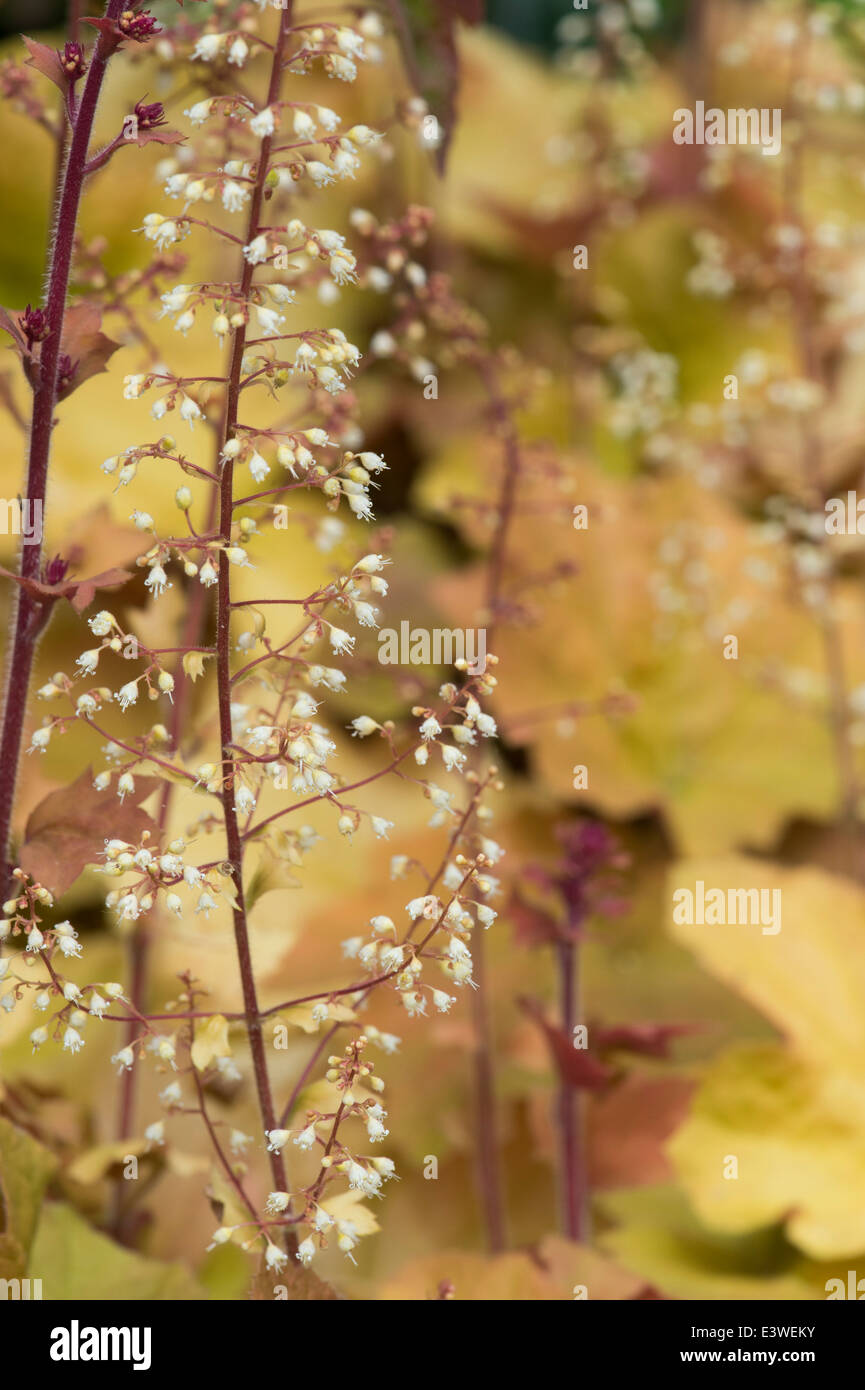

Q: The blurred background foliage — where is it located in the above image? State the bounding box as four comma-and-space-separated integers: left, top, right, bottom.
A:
3, 0, 865, 1301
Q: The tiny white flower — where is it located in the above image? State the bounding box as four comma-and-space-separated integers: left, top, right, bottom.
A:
266, 1128, 290, 1152
328, 626, 354, 654
250, 106, 277, 138
248, 450, 270, 483
29, 726, 52, 753
117, 681, 139, 711
179, 394, 203, 428
265, 1242, 287, 1272
116, 893, 141, 922
76, 647, 101, 675
206, 1227, 234, 1250
255, 305, 284, 336
432, 989, 456, 1012
366, 1114, 389, 1142
306, 160, 335, 187
293, 109, 318, 140
160, 1081, 182, 1107
192, 34, 223, 61
265, 1191, 291, 1214
244, 234, 270, 265
63, 1026, 85, 1054
316, 105, 340, 131
222, 180, 249, 212
406, 894, 440, 921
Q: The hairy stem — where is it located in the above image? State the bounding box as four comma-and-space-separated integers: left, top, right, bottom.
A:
215, 0, 295, 1231
0, 0, 126, 894
557, 939, 586, 1241
109, 571, 213, 1240
454, 356, 520, 1252
469, 923, 506, 1251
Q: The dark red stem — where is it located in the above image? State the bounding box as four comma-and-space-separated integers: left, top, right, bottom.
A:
557, 938, 586, 1241
215, 0, 296, 1229
0, 0, 126, 894
470, 923, 507, 1251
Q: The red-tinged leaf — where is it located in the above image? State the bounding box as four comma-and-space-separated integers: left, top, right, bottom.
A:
481, 198, 605, 262
593, 1022, 698, 1060
519, 997, 615, 1091
589, 1074, 696, 1190
57, 303, 122, 399
509, 889, 562, 948
67, 566, 133, 612
134, 128, 185, 148
22, 37, 66, 92
0, 563, 132, 611
19, 768, 160, 896
79, 16, 126, 57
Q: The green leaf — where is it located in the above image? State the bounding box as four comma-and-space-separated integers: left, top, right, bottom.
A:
30, 1204, 206, 1300
666, 860, 865, 1258
0, 1117, 58, 1278
599, 1186, 838, 1302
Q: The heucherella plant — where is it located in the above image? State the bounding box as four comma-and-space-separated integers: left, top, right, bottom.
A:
0, 1, 507, 1292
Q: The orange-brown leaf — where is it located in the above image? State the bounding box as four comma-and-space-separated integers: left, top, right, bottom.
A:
19, 767, 160, 895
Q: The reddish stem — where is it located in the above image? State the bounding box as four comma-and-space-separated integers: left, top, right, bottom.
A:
214, 0, 296, 1233
110, 571, 214, 1240
470, 923, 507, 1252
557, 939, 586, 1241
0, 0, 126, 894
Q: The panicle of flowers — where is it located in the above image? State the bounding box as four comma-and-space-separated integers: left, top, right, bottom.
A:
19, 0, 510, 1285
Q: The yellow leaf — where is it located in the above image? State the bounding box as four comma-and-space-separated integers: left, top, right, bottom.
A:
377, 1240, 643, 1301
276, 1002, 357, 1036
30, 1203, 204, 1299
191, 1014, 232, 1071
0, 1118, 57, 1278
319, 1189, 380, 1236
666, 859, 865, 1258
278, 1003, 320, 1035
165, 1150, 211, 1178
68, 1138, 148, 1185
206, 1165, 250, 1240
599, 1186, 833, 1302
